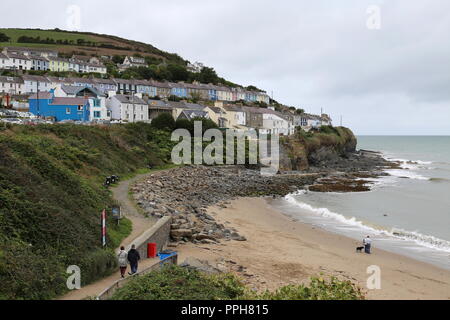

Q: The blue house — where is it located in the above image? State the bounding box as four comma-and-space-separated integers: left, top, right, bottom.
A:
170, 83, 188, 98
208, 87, 218, 101
29, 90, 90, 122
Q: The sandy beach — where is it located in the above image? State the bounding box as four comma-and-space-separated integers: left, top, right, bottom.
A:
177, 197, 450, 300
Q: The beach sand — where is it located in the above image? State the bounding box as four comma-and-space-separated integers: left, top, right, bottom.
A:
177, 197, 450, 300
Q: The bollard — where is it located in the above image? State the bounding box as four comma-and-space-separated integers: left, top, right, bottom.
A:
147, 243, 157, 258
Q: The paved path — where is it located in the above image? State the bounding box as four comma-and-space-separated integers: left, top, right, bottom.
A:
59, 173, 157, 300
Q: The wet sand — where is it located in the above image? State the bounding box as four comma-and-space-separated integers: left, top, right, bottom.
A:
177, 197, 450, 300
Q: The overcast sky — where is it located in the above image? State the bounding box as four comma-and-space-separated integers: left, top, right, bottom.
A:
2, 0, 449, 135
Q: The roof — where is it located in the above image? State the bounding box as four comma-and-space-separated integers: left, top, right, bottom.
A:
224, 105, 245, 112
60, 85, 105, 97
113, 94, 147, 105
0, 76, 24, 83
50, 97, 88, 106
0, 53, 8, 59
48, 57, 69, 63
29, 92, 53, 99
29, 55, 49, 62
6, 53, 30, 60
207, 106, 224, 114
21, 75, 51, 83
46, 77, 74, 85
181, 110, 209, 119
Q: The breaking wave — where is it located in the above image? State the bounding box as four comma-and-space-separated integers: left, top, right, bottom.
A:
284, 191, 450, 253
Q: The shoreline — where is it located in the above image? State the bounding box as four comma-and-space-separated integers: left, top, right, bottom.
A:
177, 197, 450, 300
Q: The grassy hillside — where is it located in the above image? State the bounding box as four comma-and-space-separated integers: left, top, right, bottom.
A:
0, 123, 175, 299
0, 28, 186, 65
111, 265, 364, 300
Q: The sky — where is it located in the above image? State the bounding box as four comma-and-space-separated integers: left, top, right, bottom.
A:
1, 0, 449, 135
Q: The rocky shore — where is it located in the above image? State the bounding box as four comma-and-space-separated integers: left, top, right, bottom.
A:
132, 150, 392, 245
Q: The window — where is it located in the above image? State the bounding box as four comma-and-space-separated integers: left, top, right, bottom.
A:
78, 105, 83, 111
93, 99, 100, 107
94, 111, 101, 118
66, 108, 71, 114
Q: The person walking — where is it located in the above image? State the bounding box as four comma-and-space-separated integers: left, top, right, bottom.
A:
363, 236, 372, 254
127, 244, 141, 275
117, 246, 128, 278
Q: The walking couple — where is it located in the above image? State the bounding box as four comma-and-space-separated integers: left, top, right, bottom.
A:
117, 245, 141, 278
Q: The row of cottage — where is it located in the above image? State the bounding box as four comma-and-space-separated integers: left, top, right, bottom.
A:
0, 47, 107, 74
0, 74, 271, 104
27, 84, 331, 135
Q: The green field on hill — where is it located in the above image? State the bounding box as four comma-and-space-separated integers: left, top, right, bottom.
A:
0, 28, 97, 47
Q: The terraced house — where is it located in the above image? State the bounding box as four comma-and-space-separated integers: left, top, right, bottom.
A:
107, 93, 149, 123
22, 75, 52, 94
48, 57, 70, 72
0, 76, 25, 95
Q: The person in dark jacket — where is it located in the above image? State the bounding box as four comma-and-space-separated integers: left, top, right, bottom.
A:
127, 244, 141, 275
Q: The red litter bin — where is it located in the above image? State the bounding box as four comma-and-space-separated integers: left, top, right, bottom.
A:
147, 243, 157, 258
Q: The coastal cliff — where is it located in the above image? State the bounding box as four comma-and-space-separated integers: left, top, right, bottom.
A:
279, 126, 357, 171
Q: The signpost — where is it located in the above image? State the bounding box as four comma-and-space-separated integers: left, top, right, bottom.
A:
111, 206, 122, 226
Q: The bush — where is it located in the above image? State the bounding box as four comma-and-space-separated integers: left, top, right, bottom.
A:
151, 113, 176, 131
247, 277, 365, 300
111, 265, 246, 300
110, 266, 364, 301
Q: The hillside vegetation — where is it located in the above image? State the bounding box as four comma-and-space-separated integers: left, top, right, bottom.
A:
280, 126, 357, 171
0, 123, 175, 299
111, 265, 364, 300
0, 28, 185, 65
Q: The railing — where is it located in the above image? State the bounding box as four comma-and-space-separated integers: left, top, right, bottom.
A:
96, 253, 178, 300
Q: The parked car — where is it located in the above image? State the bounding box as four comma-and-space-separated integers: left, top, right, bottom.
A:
1, 118, 23, 124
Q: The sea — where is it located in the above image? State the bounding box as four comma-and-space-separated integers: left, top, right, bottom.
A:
271, 136, 450, 270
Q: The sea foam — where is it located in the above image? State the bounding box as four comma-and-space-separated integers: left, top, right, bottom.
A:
284, 192, 450, 253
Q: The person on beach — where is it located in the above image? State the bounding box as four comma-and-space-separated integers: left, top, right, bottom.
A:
363, 236, 372, 254
127, 244, 141, 275
117, 246, 128, 278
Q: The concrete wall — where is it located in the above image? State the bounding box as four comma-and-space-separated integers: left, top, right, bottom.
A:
126, 216, 172, 258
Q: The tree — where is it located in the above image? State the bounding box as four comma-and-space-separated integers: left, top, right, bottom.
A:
295, 109, 305, 115
112, 55, 124, 64
197, 67, 219, 84
151, 113, 176, 131
0, 33, 11, 42
175, 118, 194, 133
167, 64, 189, 82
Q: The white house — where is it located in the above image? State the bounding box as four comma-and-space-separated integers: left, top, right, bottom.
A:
216, 86, 233, 102
119, 56, 147, 71
261, 112, 293, 136
107, 93, 149, 123
30, 56, 49, 71
22, 75, 52, 94
0, 53, 8, 70
0, 76, 25, 95
3, 53, 32, 71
